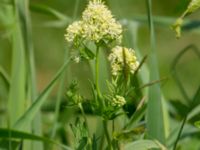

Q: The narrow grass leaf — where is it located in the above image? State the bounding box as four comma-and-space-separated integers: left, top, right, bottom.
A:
30, 4, 71, 22
127, 19, 170, 140
13, 58, 71, 130
124, 140, 167, 150
146, 0, 166, 144
171, 44, 200, 104
124, 104, 147, 130
0, 66, 10, 88
190, 86, 200, 110
0, 128, 72, 150
8, 6, 26, 126
51, 0, 79, 138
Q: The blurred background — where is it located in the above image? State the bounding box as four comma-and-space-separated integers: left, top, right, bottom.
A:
1, 0, 199, 100
0, 0, 200, 149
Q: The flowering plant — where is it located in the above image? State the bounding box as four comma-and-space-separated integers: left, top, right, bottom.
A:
65, 0, 142, 149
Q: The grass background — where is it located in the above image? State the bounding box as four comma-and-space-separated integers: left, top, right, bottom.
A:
0, 0, 200, 149
1, 0, 199, 100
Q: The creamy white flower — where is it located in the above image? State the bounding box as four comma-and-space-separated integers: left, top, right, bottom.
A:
73, 56, 80, 63
65, 0, 122, 44
111, 95, 126, 107
108, 46, 139, 76
65, 21, 83, 42
81, 0, 122, 42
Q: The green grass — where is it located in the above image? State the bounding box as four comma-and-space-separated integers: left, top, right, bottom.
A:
0, 0, 200, 150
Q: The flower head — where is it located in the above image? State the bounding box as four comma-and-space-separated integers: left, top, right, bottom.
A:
108, 46, 139, 76
81, 0, 122, 43
111, 95, 126, 107
65, 0, 122, 44
65, 21, 83, 43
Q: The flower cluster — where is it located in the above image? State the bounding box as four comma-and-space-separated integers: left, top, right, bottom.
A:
65, 21, 83, 42
111, 95, 126, 107
65, 0, 122, 44
108, 46, 139, 76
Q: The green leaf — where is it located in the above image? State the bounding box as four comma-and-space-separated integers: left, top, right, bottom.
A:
0, 139, 20, 150
146, 0, 166, 144
77, 137, 88, 150
172, 18, 183, 38
8, 3, 26, 126
124, 140, 167, 150
92, 134, 98, 150
191, 86, 200, 109
13, 58, 71, 130
0, 66, 10, 88
171, 44, 200, 105
80, 46, 95, 60
187, 0, 200, 13
170, 100, 190, 117
30, 3, 71, 22
114, 126, 145, 141
172, 0, 200, 38
194, 120, 200, 128
170, 45, 200, 150
0, 128, 72, 150
125, 103, 147, 129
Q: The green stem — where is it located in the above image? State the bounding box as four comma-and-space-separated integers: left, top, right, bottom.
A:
173, 115, 187, 150
79, 103, 89, 132
103, 120, 112, 150
95, 45, 102, 105
79, 103, 92, 150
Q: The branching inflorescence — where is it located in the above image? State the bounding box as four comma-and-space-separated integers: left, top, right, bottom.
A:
65, 0, 140, 149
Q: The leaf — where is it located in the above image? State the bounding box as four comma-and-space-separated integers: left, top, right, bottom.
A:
114, 126, 145, 141
0, 128, 72, 150
170, 100, 190, 117
30, 3, 71, 22
124, 140, 167, 150
170, 44, 200, 150
0, 139, 20, 150
77, 137, 88, 150
80, 45, 95, 60
146, 0, 166, 144
124, 99, 147, 129
92, 134, 98, 150
190, 86, 200, 109
0, 66, 10, 101
172, 18, 183, 38
172, 0, 200, 38
0, 66, 10, 88
16, 0, 43, 148
187, 86, 200, 122
194, 120, 200, 128
8, 3, 26, 126
13, 58, 71, 130
171, 44, 200, 105
187, 0, 200, 13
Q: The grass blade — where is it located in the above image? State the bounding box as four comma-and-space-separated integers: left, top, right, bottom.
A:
13, 58, 71, 130
146, 0, 166, 144
51, 0, 80, 138
0, 66, 10, 88
171, 44, 200, 104
0, 128, 72, 150
30, 4, 71, 22
125, 140, 167, 150
8, 2, 26, 126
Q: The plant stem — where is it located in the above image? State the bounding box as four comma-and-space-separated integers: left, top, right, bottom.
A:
95, 45, 102, 105
173, 115, 187, 150
79, 103, 90, 132
79, 103, 92, 150
103, 120, 112, 150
